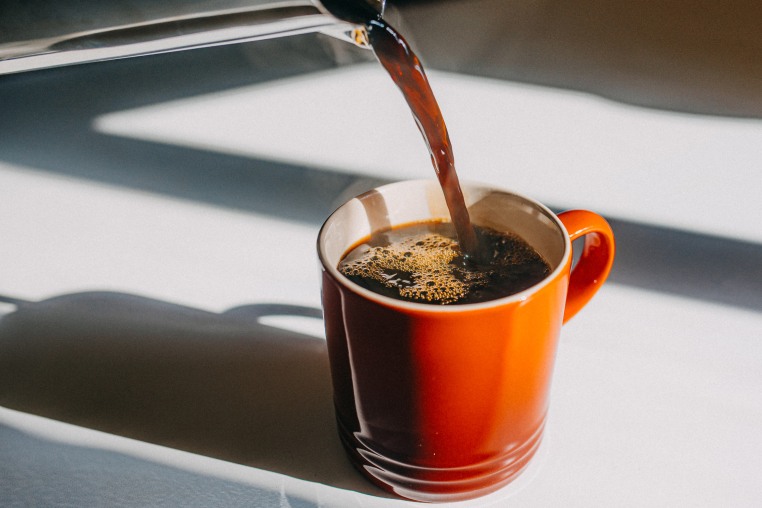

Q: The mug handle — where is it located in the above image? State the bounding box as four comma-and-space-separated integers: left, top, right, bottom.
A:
557, 210, 616, 323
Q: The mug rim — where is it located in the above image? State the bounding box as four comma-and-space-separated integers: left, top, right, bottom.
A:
317, 179, 572, 313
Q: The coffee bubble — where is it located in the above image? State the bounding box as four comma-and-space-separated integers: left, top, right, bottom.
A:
339, 232, 487, 304
338, 222, 551, 305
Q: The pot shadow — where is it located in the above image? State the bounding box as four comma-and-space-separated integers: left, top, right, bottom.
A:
0, 291, 385, 496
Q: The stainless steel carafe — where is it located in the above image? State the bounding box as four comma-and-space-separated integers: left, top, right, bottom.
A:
0, 0, 384, 74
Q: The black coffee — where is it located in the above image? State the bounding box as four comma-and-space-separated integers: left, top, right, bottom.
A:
338, 221, 551, 305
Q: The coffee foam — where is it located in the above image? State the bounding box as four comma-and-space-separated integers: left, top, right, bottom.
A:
339, 233, 487, 304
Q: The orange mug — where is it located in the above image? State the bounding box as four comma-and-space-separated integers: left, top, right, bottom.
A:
318, 180, 615, 502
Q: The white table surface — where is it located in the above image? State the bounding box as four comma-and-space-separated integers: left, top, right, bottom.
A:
1, 35, 761, 507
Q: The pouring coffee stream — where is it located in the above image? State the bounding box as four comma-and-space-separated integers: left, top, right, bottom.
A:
316, 1, 480, 257
364, 17, 480, 258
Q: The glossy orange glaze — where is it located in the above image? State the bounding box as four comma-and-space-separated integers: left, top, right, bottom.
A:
558, 210, 617, 323
320, 208, 615, 502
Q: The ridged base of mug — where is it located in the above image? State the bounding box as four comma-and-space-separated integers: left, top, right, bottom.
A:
337, 417, 544, 503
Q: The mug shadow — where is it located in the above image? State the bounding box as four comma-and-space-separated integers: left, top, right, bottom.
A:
0, 291, 387, 497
